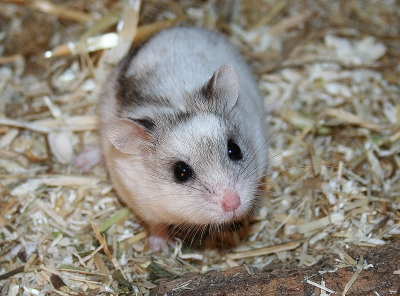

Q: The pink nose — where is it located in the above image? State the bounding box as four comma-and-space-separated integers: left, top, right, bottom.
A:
222, 190, 240, 212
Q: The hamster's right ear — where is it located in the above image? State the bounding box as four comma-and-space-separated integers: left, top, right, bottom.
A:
106, 118, 151, 154
203, 64, 239, 112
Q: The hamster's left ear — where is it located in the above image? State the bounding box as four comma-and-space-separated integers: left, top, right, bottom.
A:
202, 64, 239, 112
106, 118, 151, 155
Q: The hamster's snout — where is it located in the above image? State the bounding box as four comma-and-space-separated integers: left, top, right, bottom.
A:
221, 189, 241, 212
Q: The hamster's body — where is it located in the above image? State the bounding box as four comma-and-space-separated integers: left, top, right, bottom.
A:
99, 27, 267, 250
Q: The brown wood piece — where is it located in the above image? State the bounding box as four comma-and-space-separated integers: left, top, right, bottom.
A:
152, 240, 400, 296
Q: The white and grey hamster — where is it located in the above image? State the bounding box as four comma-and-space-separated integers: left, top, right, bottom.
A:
97, 27, 267, 250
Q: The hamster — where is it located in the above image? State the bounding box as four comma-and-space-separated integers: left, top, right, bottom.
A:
98, 27, 267, 250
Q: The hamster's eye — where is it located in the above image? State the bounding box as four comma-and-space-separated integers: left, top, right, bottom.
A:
227, 139, 242, 161
173, 161, 194, 182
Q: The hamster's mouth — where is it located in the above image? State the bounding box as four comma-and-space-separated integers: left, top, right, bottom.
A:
185, 203, 251, 226
168, 218, 251, 250
196, 188, 253, 222
219, 207, 250, 222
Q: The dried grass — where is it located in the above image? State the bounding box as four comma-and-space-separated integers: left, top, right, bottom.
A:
0, 0, 399, 295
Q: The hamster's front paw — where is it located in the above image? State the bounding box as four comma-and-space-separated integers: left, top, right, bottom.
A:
148, 224, 172, 251
75, 146, 102, 172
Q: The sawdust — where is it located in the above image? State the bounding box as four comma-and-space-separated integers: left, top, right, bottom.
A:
0, 0, 399, 295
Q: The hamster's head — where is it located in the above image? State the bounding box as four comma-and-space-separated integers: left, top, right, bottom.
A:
106, 65, 266, 226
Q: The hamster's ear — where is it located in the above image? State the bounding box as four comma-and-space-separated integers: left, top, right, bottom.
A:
106, 118, 151, 155
203, 64, 239, 112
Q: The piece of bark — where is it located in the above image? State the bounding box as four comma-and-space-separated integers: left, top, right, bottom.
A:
152, 240, 400, 296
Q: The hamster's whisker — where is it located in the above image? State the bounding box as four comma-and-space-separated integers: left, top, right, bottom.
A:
239, 111, 268, 161
239, 110, 282, 172
242, 145, 303, 181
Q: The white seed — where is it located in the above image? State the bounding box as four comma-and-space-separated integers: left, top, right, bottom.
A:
48, 131, 73, 164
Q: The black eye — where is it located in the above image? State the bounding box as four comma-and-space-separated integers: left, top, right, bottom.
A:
173, 161, 194, 182
227, 139, 242, 161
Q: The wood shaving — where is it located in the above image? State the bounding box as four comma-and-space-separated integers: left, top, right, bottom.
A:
1, 0, 399, 295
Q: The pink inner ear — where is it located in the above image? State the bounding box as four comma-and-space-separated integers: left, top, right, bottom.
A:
106, 118, 148, 155
210, 64, 239, 111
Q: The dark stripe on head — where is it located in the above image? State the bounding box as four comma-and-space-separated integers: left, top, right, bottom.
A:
128, 117, 156, 131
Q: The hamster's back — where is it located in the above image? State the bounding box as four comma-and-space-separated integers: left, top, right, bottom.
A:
122, 27, 263, 114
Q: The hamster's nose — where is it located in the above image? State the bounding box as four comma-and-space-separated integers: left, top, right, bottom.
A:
221, 189, 240, 212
